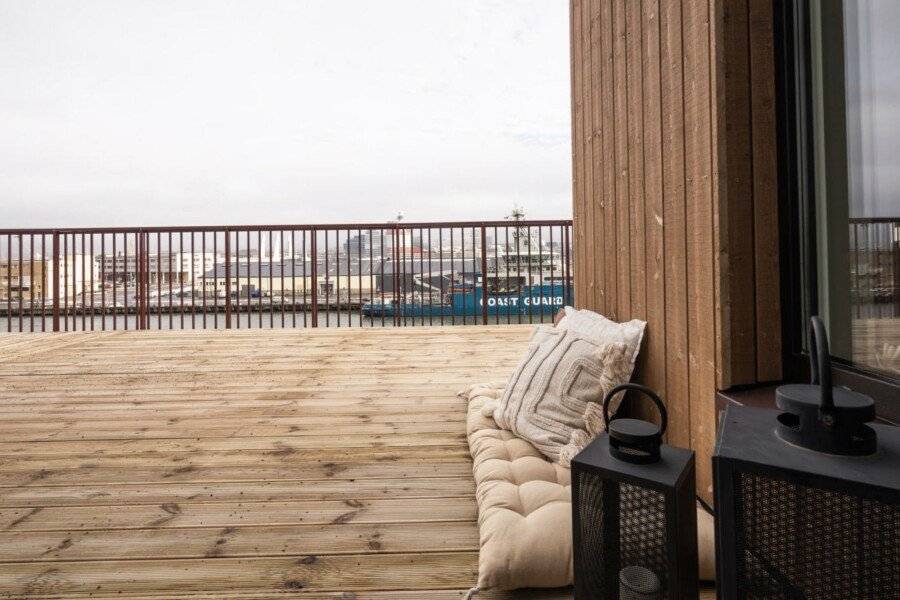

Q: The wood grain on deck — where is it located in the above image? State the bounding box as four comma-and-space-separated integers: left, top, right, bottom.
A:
0, 326, 552, 598
0, 326, 715, 599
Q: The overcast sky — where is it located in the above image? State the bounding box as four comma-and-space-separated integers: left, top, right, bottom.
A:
0, 0, 572, 228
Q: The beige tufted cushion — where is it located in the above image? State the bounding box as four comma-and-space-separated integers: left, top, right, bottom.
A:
461, 382, 716, 591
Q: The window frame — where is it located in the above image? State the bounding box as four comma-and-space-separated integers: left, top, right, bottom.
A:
774, 0, 900, 424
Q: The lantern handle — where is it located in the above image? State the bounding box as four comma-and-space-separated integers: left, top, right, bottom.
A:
808, 316, 834, 412
602, 383, 668, 436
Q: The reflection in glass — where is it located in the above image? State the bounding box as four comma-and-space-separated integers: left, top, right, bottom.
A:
809, 0, 900, 378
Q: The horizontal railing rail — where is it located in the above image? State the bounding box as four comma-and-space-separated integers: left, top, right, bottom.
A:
0, 220, 573, 332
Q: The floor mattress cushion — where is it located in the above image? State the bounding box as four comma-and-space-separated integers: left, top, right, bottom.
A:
461, 382, 716, 592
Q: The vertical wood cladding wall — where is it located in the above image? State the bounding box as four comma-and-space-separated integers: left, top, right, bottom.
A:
570, 0, 781, 498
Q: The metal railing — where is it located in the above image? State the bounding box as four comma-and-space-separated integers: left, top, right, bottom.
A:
850, 217, 900, 319
0, 221, 573, 332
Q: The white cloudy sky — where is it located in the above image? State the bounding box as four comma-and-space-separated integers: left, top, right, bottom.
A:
0, 0, 572, 228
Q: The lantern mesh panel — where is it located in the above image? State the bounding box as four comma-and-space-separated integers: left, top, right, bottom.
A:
620, 482, 669, 596
734, 471, 900, 599
576, 473, 606, 596
577, 476, 669, 598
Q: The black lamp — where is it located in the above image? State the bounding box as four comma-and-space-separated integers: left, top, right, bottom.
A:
714, 316, 900, 598
572, 383, 698, 600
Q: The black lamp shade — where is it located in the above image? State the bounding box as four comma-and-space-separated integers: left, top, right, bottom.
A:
572, 384, 699, 599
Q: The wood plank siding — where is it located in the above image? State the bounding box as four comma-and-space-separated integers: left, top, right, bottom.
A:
570, 0, 781, 499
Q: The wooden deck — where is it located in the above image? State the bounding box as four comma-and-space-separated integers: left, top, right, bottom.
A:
0, 326, 716, 599
0, 326, 578, 599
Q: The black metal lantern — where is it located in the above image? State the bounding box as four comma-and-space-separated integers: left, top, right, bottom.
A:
714, 317, 900, 599
572, 383, 698, 600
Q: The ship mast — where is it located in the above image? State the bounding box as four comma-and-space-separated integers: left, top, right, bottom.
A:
505, 206, 531, 253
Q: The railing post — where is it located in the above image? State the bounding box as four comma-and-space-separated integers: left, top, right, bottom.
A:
480, 225, 488, 325
310, 230, 318, 327
52, 231, 60, 332
224, 229, 232, 329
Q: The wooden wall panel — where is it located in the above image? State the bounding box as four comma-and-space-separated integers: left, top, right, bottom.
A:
683, 0, 717, 502
600, 0, 617, 321
570, 0, 782, 499
613, 0, 630, 322
749, 0, 782, 382
571, 1, 585, 320
641, 0, 666, 428
659, 0, 691, 450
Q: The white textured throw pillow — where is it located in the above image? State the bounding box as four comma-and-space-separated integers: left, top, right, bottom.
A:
489, 307, 646, 466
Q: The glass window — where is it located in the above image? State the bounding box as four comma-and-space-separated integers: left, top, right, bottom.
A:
806, 0, 900, 380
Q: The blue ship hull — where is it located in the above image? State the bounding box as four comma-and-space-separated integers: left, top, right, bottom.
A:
361, 283, 571, 318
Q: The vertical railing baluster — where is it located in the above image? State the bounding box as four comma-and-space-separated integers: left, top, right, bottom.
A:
225, 229, 232, 329
493, 226, 499, 325
112, 234, 118, 330
549, 225, 555, 320
18, 234, 23, 332
428, 228, 434, 326
324, 230, 330, 327
213, 231, 218, 329
191, 232, 196, 330
41, 234, 47, 332
201, 232, 207, 329
301, 230, 307, 328
335, 229, 341, 328
100, 234, 105, 331
29, 234, 35, 332
438, 228, 444, 326
448, 228, 454, 326
380, 228, 386, 328
246, 230, 252, 329
311, 229, 318, 327
565, 224, 572, 307
181, 231, 185, 329
480, 226, 488, 326
538, 226, 544, 323
460, 228, 466, 325
234, 230, 240, 330
121, 233, 127, 330
5, 234, 10, 333
257, 230, 263, 328
358, 228, 363, 328
280, 230, 285, 328
52, 232, 60, 332
268, 230, 274, 329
